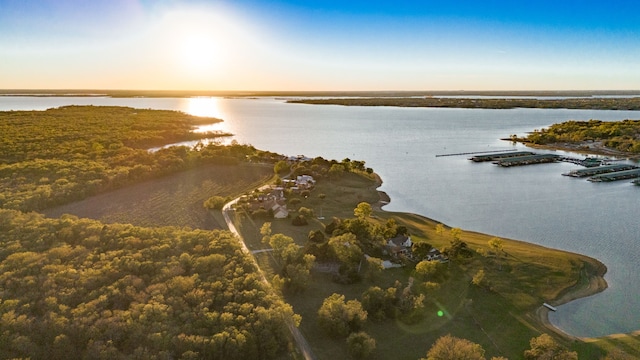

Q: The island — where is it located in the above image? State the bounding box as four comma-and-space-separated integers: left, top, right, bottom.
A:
0, 106, 636, 359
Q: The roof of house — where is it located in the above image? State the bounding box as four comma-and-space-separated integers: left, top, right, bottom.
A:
388, 235, 411, 247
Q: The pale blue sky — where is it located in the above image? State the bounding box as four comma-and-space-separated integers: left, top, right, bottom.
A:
1, 0, 638, 91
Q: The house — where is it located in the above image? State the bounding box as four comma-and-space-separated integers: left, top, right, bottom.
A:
387, 234, 412, 248
426, 248, 445, 262
294, 174, 316, 190
386, 235, 413, 258
425, 248, 449, 262
283, 174, 316, 192
287, 154, 312, 163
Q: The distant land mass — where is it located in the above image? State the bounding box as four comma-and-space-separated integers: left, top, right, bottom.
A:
288, 96, 640, 110
1, 89, 640, 99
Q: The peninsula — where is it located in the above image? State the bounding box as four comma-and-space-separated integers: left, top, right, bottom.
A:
0, 106, 635, 359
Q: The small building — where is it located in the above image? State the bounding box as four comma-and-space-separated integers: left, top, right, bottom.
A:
386, 235, 413, 259
426, 248, 443, 261
271, 204, 289, 219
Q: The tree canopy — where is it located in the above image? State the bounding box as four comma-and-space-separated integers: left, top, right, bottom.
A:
0, 209, 295, 359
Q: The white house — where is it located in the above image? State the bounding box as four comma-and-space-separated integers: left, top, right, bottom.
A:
387, 234, 412, 248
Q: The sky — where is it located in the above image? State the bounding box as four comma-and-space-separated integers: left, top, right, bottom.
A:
1, 0, 639, 91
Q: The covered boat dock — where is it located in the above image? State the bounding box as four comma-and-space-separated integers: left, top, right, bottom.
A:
469, 151, 535, 162
563, 164, 638, 178
494, 154, 561, 167
588, 168, 640, 182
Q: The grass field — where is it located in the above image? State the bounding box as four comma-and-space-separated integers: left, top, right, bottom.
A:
43, 163, 274, 229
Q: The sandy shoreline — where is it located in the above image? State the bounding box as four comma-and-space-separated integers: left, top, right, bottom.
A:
536, 258, 608, 340
372, 174, 610, 341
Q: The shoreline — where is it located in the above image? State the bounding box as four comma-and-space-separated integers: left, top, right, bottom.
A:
536, 257, 608, 341
371, 173, 610, 341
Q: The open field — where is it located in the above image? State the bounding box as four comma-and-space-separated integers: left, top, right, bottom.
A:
43, 163, 274, 229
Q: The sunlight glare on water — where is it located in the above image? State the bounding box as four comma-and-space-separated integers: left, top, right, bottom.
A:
184, 97, 225, 119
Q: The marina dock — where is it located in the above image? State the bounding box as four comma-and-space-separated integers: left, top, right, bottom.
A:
469, 151, 535, 162
494, 154, 561, 167
588, 168, 640, 182
563, 164, 638, 177
468, 149, 640, 186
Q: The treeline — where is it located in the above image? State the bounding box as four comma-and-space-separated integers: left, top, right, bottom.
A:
0, 106, 284, 211
524, 119, 640, 153
288, 97, 640, 110
0, 209, 295, 359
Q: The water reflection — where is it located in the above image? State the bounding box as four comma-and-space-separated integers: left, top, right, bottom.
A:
184, 97, 224, 119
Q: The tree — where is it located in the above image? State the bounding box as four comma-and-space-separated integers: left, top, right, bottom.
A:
363, 256, 384, 282
412, 242, 433, 260
291, 215, 308, 226
524, 334, 577, 360
283, 254, 315, 293
203, 195, 228, 210
317, 293, 367, 338
488, 237, 504, 256
360, 286, 392, 321
328, 233, 363, 266
435, 223, 445, 237
346, 332, 376, 359
308, 229, 325, 243
260, 222, 272, 245
298, 207, 314, 218
273, 160, 289, 175
269, 234, 295, 260
472, 269, 486, 287
423, 334, 486, 360
354, 202, 372, 219
450, 227, 462, 241
415, 260, 439, 281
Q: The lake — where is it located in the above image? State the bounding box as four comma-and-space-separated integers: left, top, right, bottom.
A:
1, 95, 639, 337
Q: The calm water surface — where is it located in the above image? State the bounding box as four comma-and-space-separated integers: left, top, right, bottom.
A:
1, 96, 639, 337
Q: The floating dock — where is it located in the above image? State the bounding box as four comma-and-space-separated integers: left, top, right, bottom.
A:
588, 168, 640, 182
543, 303, 557, 312
469, 151, 535, 162
563, 164, 638, 177
494, 154, 561, 167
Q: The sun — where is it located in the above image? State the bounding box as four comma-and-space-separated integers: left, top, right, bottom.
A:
179, 33, 220, 74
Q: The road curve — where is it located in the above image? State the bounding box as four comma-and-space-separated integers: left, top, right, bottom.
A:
222, 198, 316, 360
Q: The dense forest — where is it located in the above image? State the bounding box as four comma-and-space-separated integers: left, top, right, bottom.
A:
0, 106, 282, 211
0, 209, 295, 359
288, 97, 640, 110
0, 106, 299, 359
